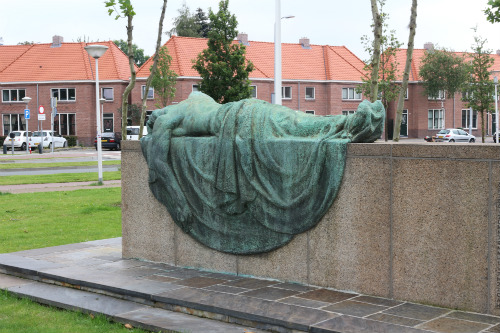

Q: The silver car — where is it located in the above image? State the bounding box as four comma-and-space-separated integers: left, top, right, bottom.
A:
435, 128, 475, 143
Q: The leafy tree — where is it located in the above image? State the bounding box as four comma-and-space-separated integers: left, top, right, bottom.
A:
105, 0, 137, 140
393, 0, 417, 142
192, 0, 254, 104
167, 3, 200, 37
358, 0, 402, 140
369, 0, 383, 101
113, 39, 149, 67
194, 8, 210, 38
463, 33, 495, 143
485, 0, 500, 23
150, 46, 178, 108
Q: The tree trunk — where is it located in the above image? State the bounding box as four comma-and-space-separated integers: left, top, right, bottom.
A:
481, 111, 485, 143
121, 14, 136, 140
139, 0, 168, 139
393, 0, 417, 142
370, 0, 382, 102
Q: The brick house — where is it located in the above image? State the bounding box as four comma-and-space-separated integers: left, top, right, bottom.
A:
0, 36, 135, 146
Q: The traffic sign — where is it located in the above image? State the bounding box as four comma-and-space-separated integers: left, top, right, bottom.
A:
38, 114, 46, 121
24, 109, 30, 119
39, 105, 45, 114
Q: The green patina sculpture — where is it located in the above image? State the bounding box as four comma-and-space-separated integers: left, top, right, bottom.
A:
141, 92, 384, 254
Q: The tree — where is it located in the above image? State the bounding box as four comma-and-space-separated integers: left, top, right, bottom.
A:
393, 0, 417, 142
369, 0, 383, 101
192, 0, 254, 104
463, 33, 495, 143
105, 0, 137, 140
150, 46, 178, 108
358, 0, 402, 140
194, 8, 210, 38
113, 39, 149, 67
485, 0, 500, 23
166, 3, 200, 37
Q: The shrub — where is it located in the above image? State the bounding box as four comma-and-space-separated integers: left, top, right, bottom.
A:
63, 136, 78, 147
0, 136, 5, 147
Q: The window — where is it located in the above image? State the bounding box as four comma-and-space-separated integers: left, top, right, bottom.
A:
305, 110, 315, 115
192, 84, 200, 92
141, 86, 154, 99
250, 85, 257, 98
282, 86, 292, 99
103, 113, 114, 132
342, 88, 361, 100
428, 90, 445, 100
51, 88, 76, 101
102, 88, 114, 101
428, 109, 443, 129
405, 88, 409, 99
2, 114, 26, 135
342, 110, 356, 116
461, 109, 477, 129
53, 113, 76, 136
305, 87, 315, 99
2, 89, 26, 102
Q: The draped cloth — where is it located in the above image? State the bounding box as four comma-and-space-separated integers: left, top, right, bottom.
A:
141, 92, 385, 254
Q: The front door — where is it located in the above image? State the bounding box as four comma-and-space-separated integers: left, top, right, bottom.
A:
400, 110, 408, 137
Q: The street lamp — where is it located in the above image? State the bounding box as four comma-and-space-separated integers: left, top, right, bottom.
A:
22, 96, 31, 154
495, 76, 499, 144
84, 44, 108, 184
274, 0, 294, 105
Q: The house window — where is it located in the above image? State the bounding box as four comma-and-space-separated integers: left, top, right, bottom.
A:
405, 88, 409, 99
192, 84, 200, 92
305, 87, 315, 99
305, 110, 315, 115
103, 113, 114, 132
282, 86, 292, 99
141, 86, 154, 99
102, 88, 114, 101
53, 113, 76, 136
2, 89, 26, 102
250, 85, 257, 98
342, 88, 361, 100
2, 114, 26, 135
428, 90, 445, 100
342, 110, 356, 116
428, 109, 443, 129
51, 88, 76, 102
461, 109, 477, 129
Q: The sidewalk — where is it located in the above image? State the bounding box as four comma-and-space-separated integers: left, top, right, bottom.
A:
1, 238, 500, 333
0, 180, 121, 193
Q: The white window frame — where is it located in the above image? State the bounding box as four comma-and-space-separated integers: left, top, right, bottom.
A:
428, 90, 445, 100
53, 113, 77, 136
461, 109, 478, 129
192, 84, 200, 92
141, 85, 154, 99
51, 88, 76, 102
342, 88, 361, 100
305, 110, 315, 115
428, 109, 444, 129
2, 89, 26, 103
102, 87, 114, 101
305, 87, 315, 100
2, 113, 26, 135
282, 86, 292, 99
102, 113, 114, 132
405, 88, 409, 100
342, 110, 356, 116
250, 85, 257, 98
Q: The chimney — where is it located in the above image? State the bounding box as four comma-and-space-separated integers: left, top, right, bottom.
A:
237, 33, 249, 46
424, 42, 434, 52
496, 50, 500, 56
300, 37, 311, 49
0, 37, 3, 46
52, 35, 63, 48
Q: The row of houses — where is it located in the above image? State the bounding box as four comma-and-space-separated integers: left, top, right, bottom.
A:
1, 34, 498, 146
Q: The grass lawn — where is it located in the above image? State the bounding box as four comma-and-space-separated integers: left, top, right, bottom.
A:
0, 171, 121, 186
0, 160, 121, 169
0, 188, 152, 332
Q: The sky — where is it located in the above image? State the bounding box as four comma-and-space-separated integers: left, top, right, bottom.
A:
1, 0, 499, 62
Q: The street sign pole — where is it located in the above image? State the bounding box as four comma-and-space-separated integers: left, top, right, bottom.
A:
39, 105, 45, 154
24, 109, 30, 154
51, 97, 57, 153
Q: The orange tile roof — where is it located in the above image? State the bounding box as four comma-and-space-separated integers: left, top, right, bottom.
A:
137, 36, 366, 81
0, 41, 135, 82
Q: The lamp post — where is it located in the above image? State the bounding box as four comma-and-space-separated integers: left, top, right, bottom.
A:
22, 96, 31, 154
495, 76, 499, 144
84, 44, 108, 184
100, 98, 106, 132
274, 0, 294, 105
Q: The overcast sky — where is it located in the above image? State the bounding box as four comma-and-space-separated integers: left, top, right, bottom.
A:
1, 0, 499, 62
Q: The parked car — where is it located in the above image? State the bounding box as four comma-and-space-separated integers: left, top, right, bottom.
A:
126, 126, 147, 140
30, 131, 67, 149
94, 132, 122, 150
2, 131, 31, 150
434, 129, 475, 143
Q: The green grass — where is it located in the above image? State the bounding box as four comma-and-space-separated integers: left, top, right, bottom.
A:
0, 160, 121, 169
0, 188, 122, 253
0, 171, 121, 186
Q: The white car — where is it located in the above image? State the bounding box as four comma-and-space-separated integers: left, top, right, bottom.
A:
3, 131, 31, 150
434, 128, 476, 143
30, 131, 67, 149
126, 126, 147, 140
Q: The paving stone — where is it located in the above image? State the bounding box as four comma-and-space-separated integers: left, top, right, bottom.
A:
0, 273, 33, 288
367, 312, 425, 327
93, 259, 149, 270
0, 253, 65, 273
383, 303, 451, 321
171, 276, 226, 288
202, 284, 249, 294
416, 317, 490, 333
12, 243, 94, 257
311, 315, 433, 333
280, 296, 331, 309
200, 272, 242, 280
272, 282, 317, 292
297, 288, 357, 303
446, 311, 500, 325
221, 277, 280, 289
156, 268, 206, 279
322, 300, 388, 317
239, 286, 301, 301
115, 307, 269, 333
352, 295, 404, 307
487, 323, 500, 332
142, 275, 180, 283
